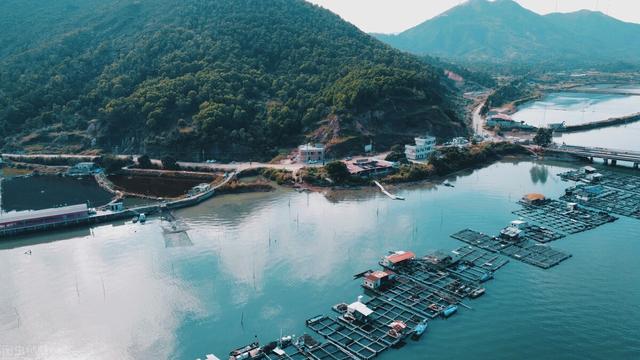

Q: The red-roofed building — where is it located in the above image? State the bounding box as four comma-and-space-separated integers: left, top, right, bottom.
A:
363, 270, 396, 290
343, 158, 396, 178
381, 251, 416, 268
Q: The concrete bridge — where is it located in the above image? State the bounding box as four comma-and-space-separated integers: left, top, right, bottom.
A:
547, 145, 640, 168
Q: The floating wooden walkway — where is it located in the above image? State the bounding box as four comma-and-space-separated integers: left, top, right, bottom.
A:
373, 181, 404, 200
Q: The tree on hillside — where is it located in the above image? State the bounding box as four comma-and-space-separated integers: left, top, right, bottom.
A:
137, 154, 153, 169
161, 155, 180, 170
324, 161, 351, 183
533, 128, 553, 147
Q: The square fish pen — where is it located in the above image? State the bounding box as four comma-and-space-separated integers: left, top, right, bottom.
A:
305, 315, 393, 359
513, 200, 616, 234
307, 342, 358, 360
391, 260, 477, 300
520, 224, 565, 243
366, 275, 461, 319
261, 334, 357, 360
364, 297, 428, 326
451, 246, 510, 272
561, 186, 640, 220
561, 169, 640, 195
451, 229, 571, 269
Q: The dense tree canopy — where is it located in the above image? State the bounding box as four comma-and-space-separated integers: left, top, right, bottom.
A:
0, 0, 463, 160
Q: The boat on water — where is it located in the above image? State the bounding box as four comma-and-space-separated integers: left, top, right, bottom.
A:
412, 319, 428, 340
470, 288, 486, 299
443, 181, 455, 188
479, 271, 494, 283
332, 302, 348, 314
394, 195, 406, 200
442, 304, 458, 318
229, 342, 262, 360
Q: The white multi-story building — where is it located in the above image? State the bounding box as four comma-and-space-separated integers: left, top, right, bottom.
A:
405, 135, 436, 161
298, 143, 325, 163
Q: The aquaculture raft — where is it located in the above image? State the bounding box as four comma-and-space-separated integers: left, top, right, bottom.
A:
513, 199, 617, 234
305, 315, 393, 359
451, 229, 571, 269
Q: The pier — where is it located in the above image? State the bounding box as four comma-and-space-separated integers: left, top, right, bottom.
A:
373, 181, 404, 200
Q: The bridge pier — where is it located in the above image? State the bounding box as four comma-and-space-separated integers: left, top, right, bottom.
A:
603, 158, 609, 165
611, 159, 617, 166
634, 162, 639, 169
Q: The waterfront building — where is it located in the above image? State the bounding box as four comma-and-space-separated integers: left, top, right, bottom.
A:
0, 204, 90, 232
67, 162, 101, 176
298, 143, 325, 163
486, 114, 536, 131
381, 251, 416, 268
344, 158, 396, 178
445, 137, 471, 148
346, 296, 373, 322
362, 270, 395, 290
521, 193, 548, 205
499, 220, 528, 241
405, 135, 436, 161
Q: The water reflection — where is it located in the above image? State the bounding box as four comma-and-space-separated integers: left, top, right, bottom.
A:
2, 160, 639, 360
529, 165, 549, 184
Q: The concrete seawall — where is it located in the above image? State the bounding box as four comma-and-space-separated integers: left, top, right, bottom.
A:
556, 112, 640, 133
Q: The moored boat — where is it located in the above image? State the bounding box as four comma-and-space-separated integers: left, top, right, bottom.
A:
442, 304, 458, 318
412, 319, 428, 340
470, 287, 486, 298
228, 342, 262, 360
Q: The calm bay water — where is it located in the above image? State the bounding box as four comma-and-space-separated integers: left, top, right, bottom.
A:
0, 160, 639, 360
511, 87, 640, 152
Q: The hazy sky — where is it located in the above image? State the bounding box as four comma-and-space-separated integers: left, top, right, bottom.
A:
306, 0, 640, 33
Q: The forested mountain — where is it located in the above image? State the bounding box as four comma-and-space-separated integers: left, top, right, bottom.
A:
374, 0, 640, 65
0, 0, 464, 160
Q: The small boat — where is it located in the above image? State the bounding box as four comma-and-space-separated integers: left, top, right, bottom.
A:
394, 195, 406, 201
412, 319, 428, 340
479, 272, 493, 283
138, 213, 146, 223
332, 303, 348, 314
229, 342, 262, 360
443, 181, 455, 188
442, 305, 458, 318
470, 288, 486, 299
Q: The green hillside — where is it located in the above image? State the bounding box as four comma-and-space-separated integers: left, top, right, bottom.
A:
0, 0, 464, 160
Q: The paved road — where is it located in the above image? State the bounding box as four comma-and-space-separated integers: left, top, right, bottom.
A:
2, 152, 319, 174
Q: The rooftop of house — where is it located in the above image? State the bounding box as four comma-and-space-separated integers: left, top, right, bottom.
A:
385, 251, 416, 264
523, 193, 546, 201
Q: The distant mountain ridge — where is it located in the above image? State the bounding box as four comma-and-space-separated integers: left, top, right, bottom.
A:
374, 0, 640, 64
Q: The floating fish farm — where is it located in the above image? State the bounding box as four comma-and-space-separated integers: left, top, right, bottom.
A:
451, 229, 571, 269
559, 169, 640, 220
226, 247, 507, 360
221, 166, 640, 360
512, 199, 617, 234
